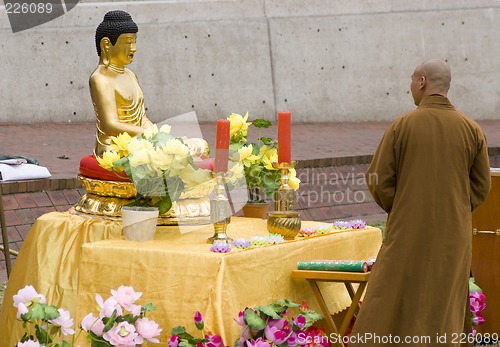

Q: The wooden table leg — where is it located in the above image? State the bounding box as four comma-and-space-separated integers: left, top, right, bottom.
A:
339, 282, 367, 336
307, 280, 344, 347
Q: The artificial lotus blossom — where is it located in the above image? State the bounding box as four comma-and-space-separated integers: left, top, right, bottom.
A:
210, 242, 232, 253
234, 299, 327, 347
168, 311, 224, 347
13, 285, 46, 318
298, 227, 316, 237
232, 238, 252, 249
250, 236, 269, 247
13, 285, 75, 347
194, 311, 204, 330
267, 234, 285, 244
80, 285, 162, 346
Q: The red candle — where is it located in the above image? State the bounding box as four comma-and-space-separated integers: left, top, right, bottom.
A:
278, 111, 291, 164
214, 119, 230, 173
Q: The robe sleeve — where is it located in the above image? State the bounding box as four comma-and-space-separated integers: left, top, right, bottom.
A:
365, 123, 398, 213
469, 128, 491, 211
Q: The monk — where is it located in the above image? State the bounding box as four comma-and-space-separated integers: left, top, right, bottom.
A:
349, 59, 491, 346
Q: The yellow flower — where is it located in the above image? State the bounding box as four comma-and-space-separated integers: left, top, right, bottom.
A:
96, 151, 123, 171
179, 165, 213, 188
127, 137, 154, 155
128, 148, 152, 168
259, 146, 278, 171
237, 144, 260, 167
228, 112, 251, 143
159, 124, 172, 134
142, 124, 159, 139
110, 132, 133, 156
156, 138, 190, 176
288, 168, 300, 191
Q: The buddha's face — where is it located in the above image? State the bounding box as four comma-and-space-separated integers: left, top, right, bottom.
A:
108, 33, 137, 67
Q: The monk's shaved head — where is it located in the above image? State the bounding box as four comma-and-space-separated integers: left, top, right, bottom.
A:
415, 59, 451, 92
410, 58, 452, 105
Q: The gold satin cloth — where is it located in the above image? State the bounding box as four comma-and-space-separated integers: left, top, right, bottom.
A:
0, 212, 381, 346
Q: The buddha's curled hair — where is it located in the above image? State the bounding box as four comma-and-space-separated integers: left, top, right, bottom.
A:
95, 10, 138, 56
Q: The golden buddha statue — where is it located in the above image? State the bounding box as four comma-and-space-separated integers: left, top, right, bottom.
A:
91, 10, 152, 158
75, 10, 213, 224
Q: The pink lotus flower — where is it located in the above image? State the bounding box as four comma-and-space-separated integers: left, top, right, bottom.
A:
235, 310, 247, 326
473, 313, 486, 326
103, 321, 139, 347
135, 317, 162, 343
194, 311, 204, 330
246, 337, 272, 347
264, 322, 288, 345
49, 308, 75, 336
111, 285, 142, 309
470, 291, 486, 313
80, 313, 105, 336
13, 285, 46, 318
168, 335, 180, 347
292, 314, 307, 330
205, 333, 224, 347
96, 295, 123, 318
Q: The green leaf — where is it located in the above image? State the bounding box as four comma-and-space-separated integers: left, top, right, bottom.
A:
44, 304, 60, 320
156, 195, 172, 215
179, 341, 197, 347
61, 341, 73, 347
244, 308, 266, 330
142, 302, 156, 313
30, 302, 47, 320
102, 310, 117, 333
277, 298, 300, 307
35, 323, 51, 344
257, 304, 282, 319
171, 325, 187, 336
252, 119, 272, 128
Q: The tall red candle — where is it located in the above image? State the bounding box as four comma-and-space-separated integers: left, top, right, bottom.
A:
278, 111, 291, 164
214, 119, 230, 173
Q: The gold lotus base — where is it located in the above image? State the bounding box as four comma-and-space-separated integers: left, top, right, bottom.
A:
267, 211, 301, 240
74, 175, 212, 226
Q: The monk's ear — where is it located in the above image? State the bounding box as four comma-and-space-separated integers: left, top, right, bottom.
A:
419, 76, 427, 90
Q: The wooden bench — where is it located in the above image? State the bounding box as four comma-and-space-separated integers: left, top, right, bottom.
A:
291, 270, 370, 347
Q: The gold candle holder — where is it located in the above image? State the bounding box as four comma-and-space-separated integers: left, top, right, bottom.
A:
268, 161, 301, 239
208, 173, 232, 244
272, 161, 297, 212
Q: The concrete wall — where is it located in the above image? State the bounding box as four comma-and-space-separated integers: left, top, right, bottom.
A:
1, 0, 500, 123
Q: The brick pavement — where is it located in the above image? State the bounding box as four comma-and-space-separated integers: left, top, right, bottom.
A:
1, 120, 499, 284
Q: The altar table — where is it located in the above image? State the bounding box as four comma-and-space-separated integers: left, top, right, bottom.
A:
0, 212, 382, 346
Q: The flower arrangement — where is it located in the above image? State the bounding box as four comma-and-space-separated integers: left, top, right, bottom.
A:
297, 219, 367, 238
227, 113, 300, 203
167, 299, 329, 347
469, 277, 486, 331
168, 311, 224, 347
97, 124, 213, 214
14, 285, 75, 347
13, 285, 162, 347
80, 285, 162, 346
235, 299, 328, 347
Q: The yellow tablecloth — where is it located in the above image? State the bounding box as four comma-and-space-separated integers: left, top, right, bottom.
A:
0, 212, 382, 346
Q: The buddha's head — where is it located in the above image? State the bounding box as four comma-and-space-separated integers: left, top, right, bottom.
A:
95, 10, 139, 67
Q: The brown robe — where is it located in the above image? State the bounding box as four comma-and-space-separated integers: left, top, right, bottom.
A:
349, 96, 491, 346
